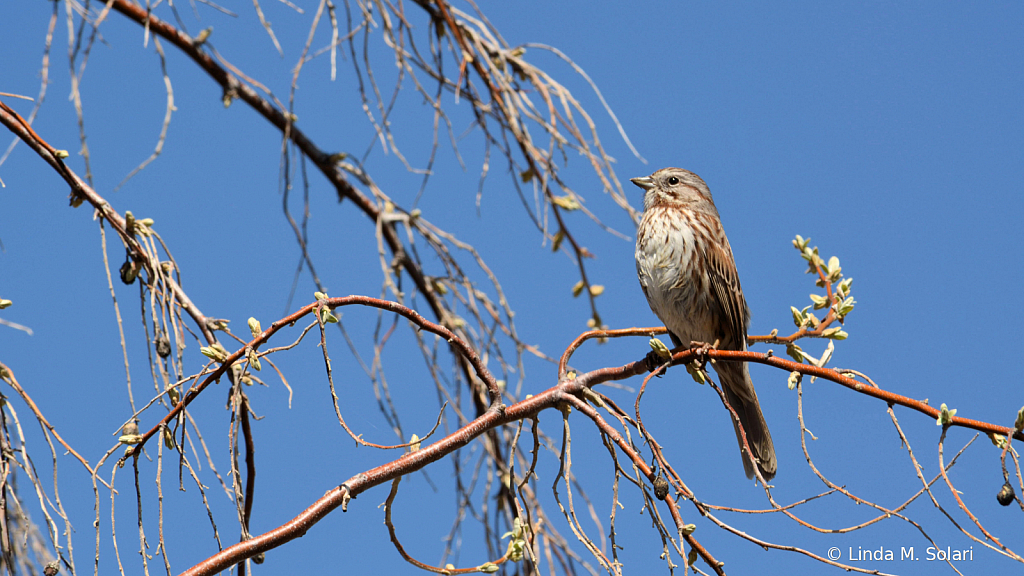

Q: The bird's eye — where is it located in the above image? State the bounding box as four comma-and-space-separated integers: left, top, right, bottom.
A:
667, 176, 679, 185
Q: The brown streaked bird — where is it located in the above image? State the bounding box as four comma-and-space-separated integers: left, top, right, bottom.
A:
632, 167, 776, 480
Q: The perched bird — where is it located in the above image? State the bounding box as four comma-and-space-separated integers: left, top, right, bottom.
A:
633, 167, 776, 480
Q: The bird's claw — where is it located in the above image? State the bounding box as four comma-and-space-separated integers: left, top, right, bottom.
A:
645, 350, 666, 374
689, 339, 719, 367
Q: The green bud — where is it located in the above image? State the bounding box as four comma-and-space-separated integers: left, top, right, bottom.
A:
687, 548, 699, 566
319, 308, 338, 324
826, 256, 841, 280
936, 403, 957, 426
989, 433, 1007, 449
835, 296, 856, 319
571, 280, 586, 298
0, 299, 11, 309
685, 361, 706, 385
314, 291, 328, 301
552, 229, 565, 252
194, 27, 212, 45
163, 427, 177, 450
787, 371, 802, 390
804, 311, 820, 328
119, 434, 144, 445
681, 524, 696, 536
200, 343, 228, 362
479, 563, 499, 573
649, 338, 672, 363
166, 383, 180, 405
790, 306, 804, 327
786, 343, 805, 363
822, 327, 848, 340
809, 293, 828, 309
1016, 406, 1024, 433
248, 317, 262, 338
54, 150, 69, 159
551, 194, 581, 211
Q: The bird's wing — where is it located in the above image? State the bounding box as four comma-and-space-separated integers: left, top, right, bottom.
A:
702, 238, 750, 348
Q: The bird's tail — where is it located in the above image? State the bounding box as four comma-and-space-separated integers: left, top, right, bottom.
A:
719, 362, 777, 481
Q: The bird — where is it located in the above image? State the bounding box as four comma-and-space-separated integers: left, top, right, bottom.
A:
632, 167, 776, 481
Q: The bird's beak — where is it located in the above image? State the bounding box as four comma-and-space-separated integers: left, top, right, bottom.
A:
630, 176, 654, 191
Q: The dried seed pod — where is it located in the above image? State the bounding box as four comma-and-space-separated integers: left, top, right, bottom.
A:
155, 335, 171, 358
997, 481, 1015, 506
120, 259, 139, 285
653, 475, 670, 501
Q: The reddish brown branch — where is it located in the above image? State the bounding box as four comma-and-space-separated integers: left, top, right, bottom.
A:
565, 324, 1020, 441
559, 326, 666, 378
175, 318, 1021, 574
180, 383, 561, 575
701, 348, 1024, 441
114, 296, 505, 466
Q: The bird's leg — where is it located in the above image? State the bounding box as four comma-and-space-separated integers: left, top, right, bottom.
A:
688, 339, 720, 369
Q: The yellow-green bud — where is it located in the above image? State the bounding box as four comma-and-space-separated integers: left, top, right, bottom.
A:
649, 338, 672, 363
248, 317, 262, 338
119, 434, 143, 445
936, 403, 957, 426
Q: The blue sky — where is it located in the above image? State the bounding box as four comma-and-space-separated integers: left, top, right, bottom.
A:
2, 2, 1023, 575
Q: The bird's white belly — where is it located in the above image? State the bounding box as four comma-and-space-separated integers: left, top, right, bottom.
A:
636, 222, 712, 343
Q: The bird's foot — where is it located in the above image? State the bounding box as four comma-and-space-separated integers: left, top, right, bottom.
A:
689, 339, 720, 367
644, 350, 666, 374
